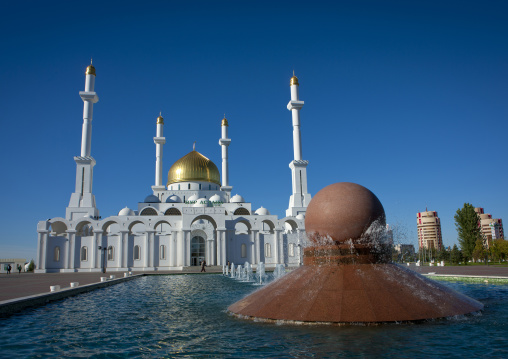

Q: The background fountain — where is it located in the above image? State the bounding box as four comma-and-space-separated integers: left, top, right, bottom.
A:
273, 264, 286, 280
230, 262, 235, 278
229, 182, 483, 323
244, 262, 253, 282
256, 262, 266, 285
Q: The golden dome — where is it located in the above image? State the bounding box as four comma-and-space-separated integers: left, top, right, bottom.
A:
167, 150, 221, 186
290, 74, 299, 86
221, 116, 228, 126
86, 64, 96, 76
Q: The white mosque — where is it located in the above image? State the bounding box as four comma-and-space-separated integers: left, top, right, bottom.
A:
35, 64, 312, 273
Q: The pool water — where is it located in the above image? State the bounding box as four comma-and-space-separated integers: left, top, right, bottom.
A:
0, 275, 507, 358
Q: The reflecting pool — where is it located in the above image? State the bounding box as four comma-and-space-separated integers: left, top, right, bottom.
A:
0, 275, 507, 358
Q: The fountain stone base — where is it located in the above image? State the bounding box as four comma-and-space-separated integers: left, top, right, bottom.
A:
228, 262, 483, 323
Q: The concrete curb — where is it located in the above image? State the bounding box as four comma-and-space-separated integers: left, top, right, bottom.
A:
424, 274, 508, 283
0, 274, 142, 317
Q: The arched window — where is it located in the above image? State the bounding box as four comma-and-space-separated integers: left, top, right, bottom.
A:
160, 245, 166, 260
199, 184, 202, 190
265, 243, 271, 258
140, 207, 158, 216
81, 246, 88, 261
134, 245, 141, 260
188, 184, 191, 189
54, 246, 60, 262
165, 207, 182, 216
107, 246, 114, 260
233, 208, 250, 215
241, 243, 247, 258
289, 243, 295, 257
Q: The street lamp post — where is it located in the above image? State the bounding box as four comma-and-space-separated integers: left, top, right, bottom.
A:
98, 246, 107, 273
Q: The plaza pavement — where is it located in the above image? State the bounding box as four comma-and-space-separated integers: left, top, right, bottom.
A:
410, 264, 508, 278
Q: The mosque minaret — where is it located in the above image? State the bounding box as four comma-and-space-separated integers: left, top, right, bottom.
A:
286, 72, 311, 217
36, 64, 311, 273
152, 113, 166, 193
65, 61, 100, 221
219, 115, 232, 194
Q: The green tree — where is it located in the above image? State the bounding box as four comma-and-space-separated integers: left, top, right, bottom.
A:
492, 239, 508, 263
454, 203, 482, 262
437, 246, 450, 263
450, 244, 463, 265
472, 239, 487, 263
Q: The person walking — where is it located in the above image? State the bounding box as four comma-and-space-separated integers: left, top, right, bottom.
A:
7, 264, 11, 274
201, 259, 206, 272
17, 264, 22, 274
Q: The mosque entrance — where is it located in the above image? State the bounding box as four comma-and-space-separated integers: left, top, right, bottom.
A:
191, 236, 205, 266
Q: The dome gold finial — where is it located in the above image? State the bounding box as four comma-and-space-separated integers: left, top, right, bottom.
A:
193, 141, 196, 151
157, 112, 164, 124
86, 58, 96, 76
290, 71, 299, 86
221, 114, 229, 126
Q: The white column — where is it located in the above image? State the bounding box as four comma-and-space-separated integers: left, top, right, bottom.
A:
297, 229, 304, 266
254, 230, 260, 264
215, 229, 222, 265
67, 230, 76, 270
145, 231, 155, 269
120, 230, 129, 269
250, 229, 258, 264
181, 230, 191, 266
93, 230, 103, 270
37, 230, 49, 271
222, 231, 227, 266
210, 236, 216, 266
273, 229, 281, 264
177, 231, 183, 266
170, 230, 178, 267
227, 229, 235, 263
216, 229, 226, 265
219, 117, 232, 193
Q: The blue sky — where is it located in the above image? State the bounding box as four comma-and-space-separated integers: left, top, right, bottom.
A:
1, 0, 507, 260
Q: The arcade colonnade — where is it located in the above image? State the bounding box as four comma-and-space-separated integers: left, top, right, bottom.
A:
37, 214, 305, 272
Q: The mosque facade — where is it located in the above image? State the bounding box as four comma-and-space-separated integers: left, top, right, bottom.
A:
35, 65, 311, 273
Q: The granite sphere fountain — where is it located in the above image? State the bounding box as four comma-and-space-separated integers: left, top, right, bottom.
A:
228, 182, 483, 324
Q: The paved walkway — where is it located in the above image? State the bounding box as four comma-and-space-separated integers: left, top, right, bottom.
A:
408, 264, 508, 277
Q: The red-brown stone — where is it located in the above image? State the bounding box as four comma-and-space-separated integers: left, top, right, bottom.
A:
228, 264, 483, 323
305, 182, 385, 245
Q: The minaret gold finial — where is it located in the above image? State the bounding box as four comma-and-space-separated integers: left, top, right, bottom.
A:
157, 112, 164, 124
290, 71, 299, 86
86, 58, 96, 76
221, 114, 229, 126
